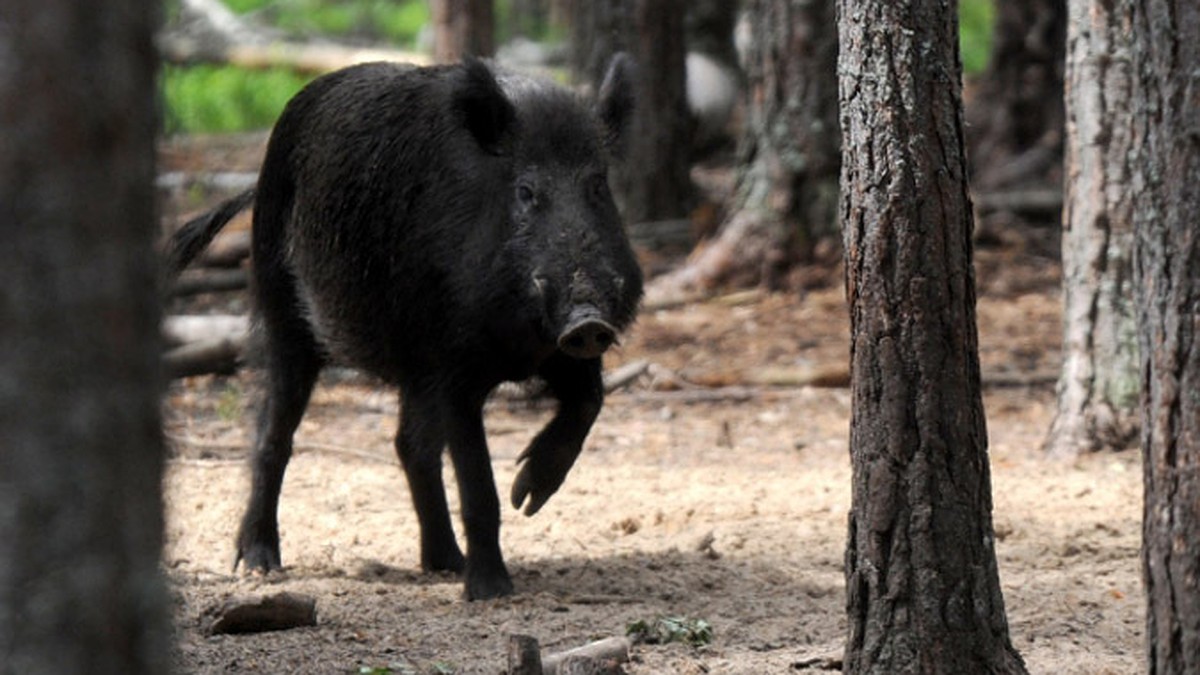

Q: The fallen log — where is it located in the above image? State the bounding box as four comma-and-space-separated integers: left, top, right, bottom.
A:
505, 635, 632, 675
198, 229, 251, 268
556, 655, 624, 675
163, 335, 245, 378
540, 637, 631, 674
157, 170, 258, 195
163, 314, 250, 347
603, 359, 650, 392
208, 592, 317, 635
172, 267, 248, 296
161, 35, 429, 75
973, 188, 1063, 215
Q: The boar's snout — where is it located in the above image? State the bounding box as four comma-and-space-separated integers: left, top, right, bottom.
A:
558, 305, 618, 359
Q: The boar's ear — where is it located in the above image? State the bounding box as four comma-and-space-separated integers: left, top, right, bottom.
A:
455, 57, 515, 155
596, 52, 636, 158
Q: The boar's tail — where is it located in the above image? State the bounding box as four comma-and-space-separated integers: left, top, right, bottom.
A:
165, 187, 256, 277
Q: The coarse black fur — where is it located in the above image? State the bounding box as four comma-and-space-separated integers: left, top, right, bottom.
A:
167, 56, 642, 600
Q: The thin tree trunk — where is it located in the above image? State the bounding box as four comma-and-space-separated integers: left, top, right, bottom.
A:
1044, 0, 1139, 457
966, 0, 1066, 193
431, 0, 495, 63
1130, 0, 1200, 672
0, 0, 170, 672
567, 1, 631, 93
838, 1, 1027, 672
567, 0, 691, 225
614, 0, 692, 224
650, 0, 839, 296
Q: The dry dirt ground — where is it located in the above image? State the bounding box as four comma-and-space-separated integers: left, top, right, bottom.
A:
161, 135, 1142, 674
163, 253, 1143, 674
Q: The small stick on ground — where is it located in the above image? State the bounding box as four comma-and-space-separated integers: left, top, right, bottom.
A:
557, 654, 625, 674
541, 637, 631, 674
603, 359, 650, 393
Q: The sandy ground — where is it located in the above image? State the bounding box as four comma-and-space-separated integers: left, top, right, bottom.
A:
162, 243, 1145, 673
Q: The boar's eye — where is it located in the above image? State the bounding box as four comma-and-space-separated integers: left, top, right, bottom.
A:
516, 183, 536, 206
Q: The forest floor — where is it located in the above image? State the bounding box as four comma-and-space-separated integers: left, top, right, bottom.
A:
161, 135, 1143, 674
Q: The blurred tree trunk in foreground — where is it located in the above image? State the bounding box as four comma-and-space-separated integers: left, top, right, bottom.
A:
1044, 0, 1139, 458
0, 0, 170, 672
838, 0, 1028, 671
1131, 0, 1200, 672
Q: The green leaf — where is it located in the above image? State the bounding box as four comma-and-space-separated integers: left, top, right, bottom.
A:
627, 615, 713, 647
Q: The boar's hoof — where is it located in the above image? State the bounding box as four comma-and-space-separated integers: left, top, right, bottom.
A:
558, 307, 617, 359
235, 543, 283, 575
465, 565, 514, 601
421, 547, 466, 574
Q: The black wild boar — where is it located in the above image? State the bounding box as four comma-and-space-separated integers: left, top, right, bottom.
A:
168, 55, 643, 600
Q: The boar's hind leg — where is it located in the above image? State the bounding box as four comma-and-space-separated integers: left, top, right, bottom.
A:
511, 355, 604, 517
443, 394, 513, 600
234, 323, 323, 573
395, 392, 465, 574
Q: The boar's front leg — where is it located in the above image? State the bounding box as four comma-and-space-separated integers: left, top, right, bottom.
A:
443, 392, 513, 600
511, 353, 604, 517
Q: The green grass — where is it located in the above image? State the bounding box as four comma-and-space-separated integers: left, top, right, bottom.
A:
223, 0, 429, 46
162, 0, 430, 134
960, 0, 996, 74
162, 64, 311, 134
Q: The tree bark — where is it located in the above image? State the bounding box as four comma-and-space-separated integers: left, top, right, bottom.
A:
569, 0, 692, 225
566, 1, 631, 94
0, 0, 170, 672
615, 0, 693, 224
838, 1, 1028, 672
431, 0, 495, 63
650, 0, 839, 295
1130, 1, 1200, 672
966, 0, 1066, 193
1043, 0, 1139, 457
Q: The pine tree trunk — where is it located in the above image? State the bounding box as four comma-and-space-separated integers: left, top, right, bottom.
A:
1044, 0, 1139, 457
966, 0, 1066, 193
838, 1, 1027, 672
1130, 0, 1200, 671
650, 0, 839, 295
567, 0, 631, 88
568, 0, 691, 225
431, 0, 495, 63
0, 0, 169, 672
614, 0, 692, 224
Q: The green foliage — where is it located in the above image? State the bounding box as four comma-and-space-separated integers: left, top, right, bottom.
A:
960, 0, 995, 74
215, 382, 245, 422
627, 615, 714, 647
162, 64, 311, 133
494, 0, 562, 45
162, 0, 431, 134
223, 0, 429, 46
